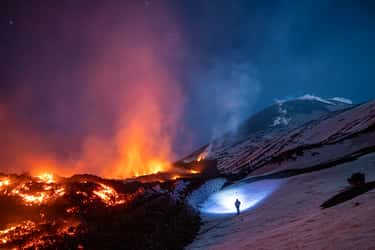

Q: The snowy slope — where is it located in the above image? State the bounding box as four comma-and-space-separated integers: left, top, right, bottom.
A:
187, 153, 375, 250
217, 100, 375, 175
180, 97, 355, 172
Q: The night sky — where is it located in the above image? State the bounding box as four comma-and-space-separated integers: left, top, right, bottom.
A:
0, 0, 374, 170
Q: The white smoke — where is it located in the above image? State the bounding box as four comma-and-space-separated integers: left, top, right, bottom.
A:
195, 60, 261, 138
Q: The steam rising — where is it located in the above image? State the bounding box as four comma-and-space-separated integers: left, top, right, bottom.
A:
188, 61, 261, 139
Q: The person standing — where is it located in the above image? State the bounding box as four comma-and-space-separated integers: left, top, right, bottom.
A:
235, 198, 241, 215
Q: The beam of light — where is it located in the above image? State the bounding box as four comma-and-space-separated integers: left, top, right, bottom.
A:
200, 179, 283, 215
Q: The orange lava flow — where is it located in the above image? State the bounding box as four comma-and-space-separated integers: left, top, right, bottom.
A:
93, 183, 125, 206
0, 174, 133, 247
0, 178, 10, 194
0, 221, 36, 245
1, 173, 65, 206
189, 169, 200, 174
0, 219, 81, 249
36, 173, 55, 184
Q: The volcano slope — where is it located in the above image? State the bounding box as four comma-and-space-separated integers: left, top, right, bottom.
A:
181, 98, 375, 250
185, 99, 375, 178
187, 153, 375, 250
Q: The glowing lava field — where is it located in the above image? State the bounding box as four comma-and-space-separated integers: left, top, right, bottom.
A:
0, 171, 203, 249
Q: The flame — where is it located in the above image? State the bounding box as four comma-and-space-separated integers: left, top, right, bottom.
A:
107, 82, 179, 179
196, 144, 212, 163
197, 151, 208, 162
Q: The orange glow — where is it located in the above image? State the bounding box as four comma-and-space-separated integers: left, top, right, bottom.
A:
4, 175, 66, 206
0, 221, 36, 246
0, 179, 10, 187
28, 159, 75, 179
0, 219, 81, 248
93, 183, 125, 206
190, 169, 199, 174
171, 175, 181, 180
0, 178, 10, 193
0, 176, 145, 248
10, 185, 65, 206
197, 151, 208, 162
36, 173, 55, 183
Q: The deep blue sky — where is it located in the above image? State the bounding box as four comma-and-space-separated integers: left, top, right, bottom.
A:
0, 0, 374, 159
177, 0, 375, 131
177, 0, 375, 148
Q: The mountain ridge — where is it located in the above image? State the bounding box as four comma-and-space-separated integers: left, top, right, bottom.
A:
178, 98, 374, 179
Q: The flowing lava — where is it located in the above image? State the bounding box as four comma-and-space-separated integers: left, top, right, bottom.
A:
0, 172, 148, 248
93, 183, 126, 206
0, 221, 36, 245
0, 219, 81, 249
190, 169, 200, 174
0, 173, 66, 206
36, 173, 55, 184
0, 178, 10, 191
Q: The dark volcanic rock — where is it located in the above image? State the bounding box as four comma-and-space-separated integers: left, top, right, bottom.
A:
321, 180, 375, 209
0, 174, 201, 250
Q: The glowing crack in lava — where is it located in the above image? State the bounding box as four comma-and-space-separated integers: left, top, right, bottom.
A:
93, 183, 126, 206
200, 179, 283, 215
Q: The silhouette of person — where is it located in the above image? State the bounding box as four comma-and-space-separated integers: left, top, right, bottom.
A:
235, 198, 241, 215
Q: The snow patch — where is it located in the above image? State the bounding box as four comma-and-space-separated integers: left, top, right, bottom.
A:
272, 102, 291, 127
272, 116, 291, 126
274, 95, 352, 106
331, 97, 353, 104
170, 180, 189, 202
187, 178, 226, 211
297, 94, 334, 105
